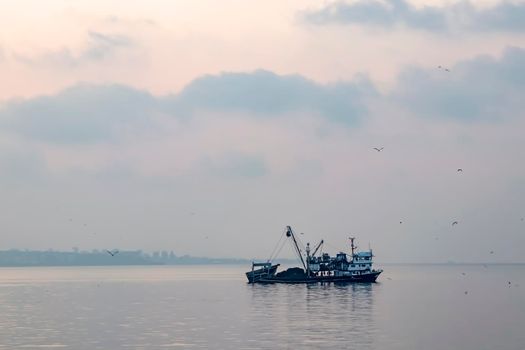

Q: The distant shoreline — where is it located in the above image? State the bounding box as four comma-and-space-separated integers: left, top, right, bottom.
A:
0, 249, 522, 267
0, 249, 247, 267
0, 249, 298, 267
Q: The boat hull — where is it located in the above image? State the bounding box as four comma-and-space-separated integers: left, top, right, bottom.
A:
250, 270, 382, 284
245, 264, 280, 283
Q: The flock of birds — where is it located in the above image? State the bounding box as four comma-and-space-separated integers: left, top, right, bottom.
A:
374, 145, 464, 227
371, 144, 522, 294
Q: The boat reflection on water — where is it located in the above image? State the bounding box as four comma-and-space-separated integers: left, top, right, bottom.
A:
247, 281, 378, 349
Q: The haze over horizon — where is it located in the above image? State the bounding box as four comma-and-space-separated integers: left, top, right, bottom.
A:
1, 0, 524, 263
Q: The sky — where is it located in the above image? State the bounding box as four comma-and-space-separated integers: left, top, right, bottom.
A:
0, 0, 524, 263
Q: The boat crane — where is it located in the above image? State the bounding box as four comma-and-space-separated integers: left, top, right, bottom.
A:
311, 239, 324, 257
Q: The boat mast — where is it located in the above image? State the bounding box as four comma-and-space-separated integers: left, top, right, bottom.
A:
286, 226, 307, 271
349, 237, 356, 262
306, 243, 310, 277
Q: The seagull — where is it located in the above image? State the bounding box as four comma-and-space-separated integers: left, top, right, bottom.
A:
399, 221, 403, 224
457, 168, 463, 172
106, 249, 119, 257
490, 250, 494, 254
452, 221, 459, 226
461, 272, 466, 276
445, 68, 450, 72
464, 291, 468, 295
437, 65, 442, 69
373, 147, 384, 152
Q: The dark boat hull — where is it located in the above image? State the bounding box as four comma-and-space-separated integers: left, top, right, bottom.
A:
246, 264, 280, 283
251, 270, 382, 284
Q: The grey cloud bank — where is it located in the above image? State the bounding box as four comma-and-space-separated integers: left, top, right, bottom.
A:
0, 70, 373, 144
1, 47, 524, 145
0, 84, 157, 144
171, 70, 373, 123
303, 0, 525, 33
392, 46, 525, 121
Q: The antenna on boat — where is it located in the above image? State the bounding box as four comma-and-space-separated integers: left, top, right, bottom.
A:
349, 237, 356, 261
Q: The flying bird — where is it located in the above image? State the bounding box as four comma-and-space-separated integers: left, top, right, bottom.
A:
106, 249, 119, 257
457, 168, 463, 172
452, 221, 459, 226
373, 147, 384, 152
445, 68, 450, 72
490, 250, 494, 254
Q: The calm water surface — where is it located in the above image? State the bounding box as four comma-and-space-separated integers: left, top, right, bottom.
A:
0, 264, 524, 349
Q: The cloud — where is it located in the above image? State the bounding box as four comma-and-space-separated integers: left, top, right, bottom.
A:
171, 69, 374, 123
13, 30, 134, 67
391, 46, 525, 121
0, 70, 372, 144
0, 84, 157, 144
2, 46, 524, 149
82, 31, 133, 61
302, 0, 525, 33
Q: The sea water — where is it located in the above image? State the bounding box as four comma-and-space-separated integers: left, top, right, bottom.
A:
0, 264, 523, 349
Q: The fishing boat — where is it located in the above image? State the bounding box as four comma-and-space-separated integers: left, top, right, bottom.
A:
246, 226, 382, 284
